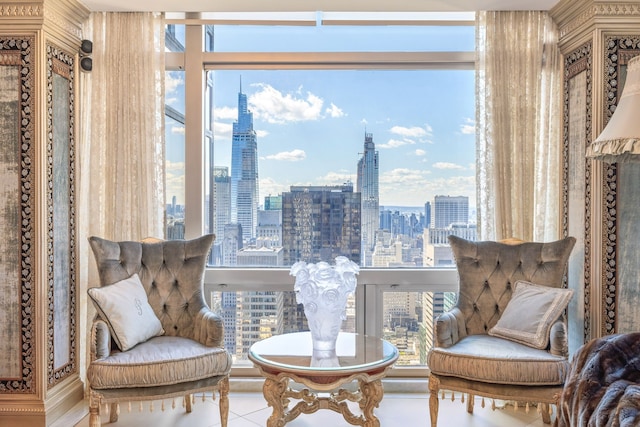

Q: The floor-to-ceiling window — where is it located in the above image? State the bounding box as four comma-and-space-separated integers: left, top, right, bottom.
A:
164, 13, 475, 374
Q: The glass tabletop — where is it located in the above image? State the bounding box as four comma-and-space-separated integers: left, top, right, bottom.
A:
248, 332, 398, 373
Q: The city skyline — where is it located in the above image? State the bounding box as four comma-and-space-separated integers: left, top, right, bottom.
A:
165, 68, 476, 209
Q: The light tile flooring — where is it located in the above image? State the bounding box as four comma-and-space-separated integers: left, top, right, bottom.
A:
60, 391, 550, 427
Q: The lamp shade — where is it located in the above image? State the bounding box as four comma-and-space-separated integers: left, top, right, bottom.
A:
587, 55, 640, 162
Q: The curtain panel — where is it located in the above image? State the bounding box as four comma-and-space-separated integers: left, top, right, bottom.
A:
476, 11, 562, 242
77, 12, 165, 380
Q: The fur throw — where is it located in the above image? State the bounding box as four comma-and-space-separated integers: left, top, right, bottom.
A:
555, 333, 640, 427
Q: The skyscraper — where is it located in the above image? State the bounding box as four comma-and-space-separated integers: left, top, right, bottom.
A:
230, 80, 259, 243
356, 132, 379, 267
281, 184, 361, 265
433, 195, 469, 228
213, 166, 231, 240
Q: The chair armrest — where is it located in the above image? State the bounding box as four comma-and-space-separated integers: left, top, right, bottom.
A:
434, 307, 467, 348
194, 308, 225, 347
91, 318, 112, 360
550, 319, 569, 357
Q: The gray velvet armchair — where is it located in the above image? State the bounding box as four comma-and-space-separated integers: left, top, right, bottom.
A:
427, 236, 576, 426
87, 234, 232, 427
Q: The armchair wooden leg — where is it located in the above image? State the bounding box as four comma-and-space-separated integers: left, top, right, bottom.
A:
185, 394, 192, 413
541, 403, 551, 424
219, 376, 230, 427
89, 392, 101, 427
428, 375, 440, 427
467, 394, 474, 414
109, 403, 119, 423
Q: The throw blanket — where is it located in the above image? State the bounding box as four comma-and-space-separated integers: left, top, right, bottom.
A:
555, 333, 640, 427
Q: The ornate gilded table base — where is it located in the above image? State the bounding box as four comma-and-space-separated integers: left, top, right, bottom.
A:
261, 370, 387, 427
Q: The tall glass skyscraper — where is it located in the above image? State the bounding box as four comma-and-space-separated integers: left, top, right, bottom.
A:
281, 184, 361, 265
357, 133, 379, 267
230, 80, 259, 243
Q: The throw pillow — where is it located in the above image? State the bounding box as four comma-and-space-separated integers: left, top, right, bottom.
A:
88, 273, 164, 351
488, 280, 573, 349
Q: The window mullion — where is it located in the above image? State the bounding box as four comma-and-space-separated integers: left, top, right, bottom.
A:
183, 24, 206, 238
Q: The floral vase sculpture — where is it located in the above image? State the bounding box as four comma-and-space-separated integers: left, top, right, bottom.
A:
290, 256, 360, 363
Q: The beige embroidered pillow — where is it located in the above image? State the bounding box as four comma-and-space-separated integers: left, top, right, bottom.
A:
489, 280, 573, 349
88, 273, 164, 351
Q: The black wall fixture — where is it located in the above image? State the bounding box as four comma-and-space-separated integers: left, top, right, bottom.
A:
79, 39, 92, 72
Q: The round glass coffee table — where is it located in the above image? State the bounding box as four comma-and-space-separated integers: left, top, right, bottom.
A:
248, 332, 398, 427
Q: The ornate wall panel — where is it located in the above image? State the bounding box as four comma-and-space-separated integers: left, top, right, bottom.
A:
46, 43, 77, 388
0, 37, 35, 393
602, 36, 640, 334
563, 41, 592, 349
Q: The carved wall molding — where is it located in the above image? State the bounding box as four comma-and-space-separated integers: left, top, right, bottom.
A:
0, 37, 36, 394
43, 4, 84, 41
595, 3, 640, 16
556, 3, 640, 44
0, 4, 43, 18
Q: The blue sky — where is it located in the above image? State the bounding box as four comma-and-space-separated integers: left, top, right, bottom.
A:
165, 24, 476, 209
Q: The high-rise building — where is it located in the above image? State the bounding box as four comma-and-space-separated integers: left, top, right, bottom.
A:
424, 201, 431, 229
233, 249, 284, 360
221, 223, 243, 266
230, 80, 259, 243
423, 223, 477, 266
281, 184, 361, 265
433, 195, 469, 228
213, 166, 231, 240
264, 195, 282, 210
257, 209, 282, 247
356, 132, 379, 267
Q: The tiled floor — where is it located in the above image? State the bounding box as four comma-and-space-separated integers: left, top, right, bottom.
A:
61, 391, 550, 427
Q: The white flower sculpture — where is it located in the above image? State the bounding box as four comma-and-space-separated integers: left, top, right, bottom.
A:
290, 256, 360, 320
290, 257, 360, 353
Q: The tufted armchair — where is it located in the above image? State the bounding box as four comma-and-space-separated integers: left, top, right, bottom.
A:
87, 234, 232, 427
427, 236, 576, 426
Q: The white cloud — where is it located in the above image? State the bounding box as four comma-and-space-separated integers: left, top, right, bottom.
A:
259, 177, 290, 199
265, 149, 306, 162
415, 149, 426, 156
214, 106, 237, 120
249, 83, 325, 124
433, 162, 465, 170
325, 103, 345, 118
316, 170, 354, 186
165, 72, 183, 97
390, 125, 432, 138
378, 168, 475, 206
256, 129, 269, 138
213, 121, 233, 140
378, 139, 415, 149
460, 118, 475, 135
165, 160, 185, 205
172, 125, 185, 135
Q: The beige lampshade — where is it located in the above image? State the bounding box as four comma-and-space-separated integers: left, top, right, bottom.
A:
587, 55, 640, 162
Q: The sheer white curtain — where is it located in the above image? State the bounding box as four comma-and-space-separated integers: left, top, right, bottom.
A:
77, 12, 165, 379
476, 11, 562, 242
